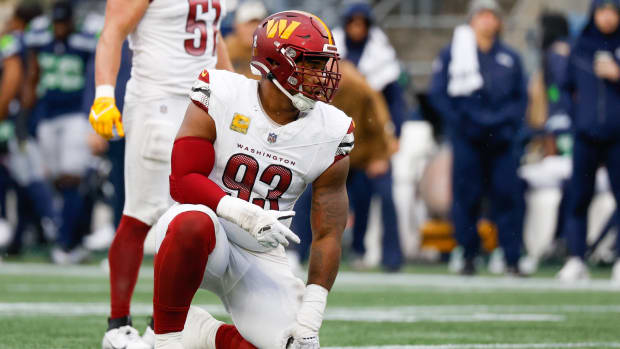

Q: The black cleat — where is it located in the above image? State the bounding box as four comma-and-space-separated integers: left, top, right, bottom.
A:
505, 265, 526, 278
461, 258, 476, 276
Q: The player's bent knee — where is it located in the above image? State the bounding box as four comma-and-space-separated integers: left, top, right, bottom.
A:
168, 211, 216, 253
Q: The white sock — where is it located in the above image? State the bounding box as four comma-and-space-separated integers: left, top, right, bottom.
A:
182, 306, 224, 349
155, 331, 184, 349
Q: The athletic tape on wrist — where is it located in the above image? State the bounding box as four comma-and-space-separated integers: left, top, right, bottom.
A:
297, 284, 328, 334
95, 85, 115, 99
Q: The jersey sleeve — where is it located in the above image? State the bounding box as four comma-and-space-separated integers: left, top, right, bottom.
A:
189, 68, 213, 113
334, 120, 355, 162
188, 69, 238, 129
0, 34, 22, 59
24, 17, 53, 49
68, 33, 98, 53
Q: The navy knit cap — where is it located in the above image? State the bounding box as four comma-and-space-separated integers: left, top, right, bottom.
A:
52, 0, 72, 22
593, 0, 620, 9
342, 2, 374, 25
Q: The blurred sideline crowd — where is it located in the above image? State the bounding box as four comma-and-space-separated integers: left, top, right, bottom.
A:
1, 0, 619, 282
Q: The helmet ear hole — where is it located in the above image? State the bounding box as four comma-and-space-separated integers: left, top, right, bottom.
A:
266, 57, 279, 68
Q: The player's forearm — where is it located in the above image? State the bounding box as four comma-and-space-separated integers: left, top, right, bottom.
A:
0, 95, 11, 120
0, 88, 14, 120
308, 186, 348, 290
95, 0, 148, 88
95, 29, 124, 87
0, 60, 22, 120
21, 51, 39, 110
297, 186, 347, 340
169, 137, 227, 210
307, 235, 342, 290
170, 172, 227, 209
0, 101, 9, 120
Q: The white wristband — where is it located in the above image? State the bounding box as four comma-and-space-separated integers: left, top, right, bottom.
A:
215, 195, 257, 233
215, 195, 238, 222
95, 84, 115, 99
296, 284, 328, 336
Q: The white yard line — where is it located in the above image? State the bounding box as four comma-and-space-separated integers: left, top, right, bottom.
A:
0, 302, 565, 323
2, 285, 619, 315
0, 302, 225, 317
0, 262, 111, 278
2, 283, 152, 293
323, 343, 620, 349
2, 262, 619, 291
334, 273, 620, 292
326, 304, 620, 314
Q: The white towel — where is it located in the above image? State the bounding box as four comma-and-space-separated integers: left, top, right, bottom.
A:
333, 27, 401, 92
448, 25, 483, 97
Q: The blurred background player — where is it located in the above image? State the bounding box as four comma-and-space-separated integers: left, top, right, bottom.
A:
331, 1, 407, 271
558, 0, 620, 282
89, 0, 233, 347
26, 0, 97, 264
429, 0, 527, 275
333, 2, 408, 136
0, 1, 60, 257
518, 11, 573, 274
225, 0, 267, 78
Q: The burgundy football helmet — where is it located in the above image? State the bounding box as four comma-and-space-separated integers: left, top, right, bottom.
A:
250, 11, 341, 111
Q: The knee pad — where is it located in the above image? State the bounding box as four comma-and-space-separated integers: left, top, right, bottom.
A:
168, 211, 216, 253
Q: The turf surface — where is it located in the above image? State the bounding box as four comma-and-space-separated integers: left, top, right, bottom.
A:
0, 261, 619, 349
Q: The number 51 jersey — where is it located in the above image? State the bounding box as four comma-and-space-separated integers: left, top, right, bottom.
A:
190, 69, 354, 250
125, 0, 226, 103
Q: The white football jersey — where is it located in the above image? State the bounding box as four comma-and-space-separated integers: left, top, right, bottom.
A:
125, 0, 226, 102
190, 69, 354, 250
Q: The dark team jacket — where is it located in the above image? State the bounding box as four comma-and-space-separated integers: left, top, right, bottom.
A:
428, 39, 527, 144
564, 0, 620, 141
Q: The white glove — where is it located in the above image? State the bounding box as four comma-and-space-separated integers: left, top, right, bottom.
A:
216, 195, 300, 248
287, 284, 328, 348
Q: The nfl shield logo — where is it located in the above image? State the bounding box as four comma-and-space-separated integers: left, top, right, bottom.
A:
267, 132, 277, 143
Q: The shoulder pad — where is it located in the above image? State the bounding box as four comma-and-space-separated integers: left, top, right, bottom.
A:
0, 34, 20, 58
335, 120, 355, 162
68, 33, 97, 52
189, 69, 212, 113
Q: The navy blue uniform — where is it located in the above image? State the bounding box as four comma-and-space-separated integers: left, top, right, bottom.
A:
28, 27, 95, 121
563, 0, 620, 259
1, 30, 59, 254
429, 40, 527, 266
26, 22, 96, 252
0, 30, 27, 69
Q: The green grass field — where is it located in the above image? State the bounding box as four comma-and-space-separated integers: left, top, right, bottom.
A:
1, 259, 620, 349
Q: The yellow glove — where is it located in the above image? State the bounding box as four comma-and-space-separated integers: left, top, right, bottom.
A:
89, 85, 124, 140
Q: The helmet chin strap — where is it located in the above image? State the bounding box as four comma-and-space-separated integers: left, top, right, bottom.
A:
269, 75, 316, 112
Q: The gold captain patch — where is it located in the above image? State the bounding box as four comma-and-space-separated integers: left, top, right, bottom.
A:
230, 113, 251, 134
